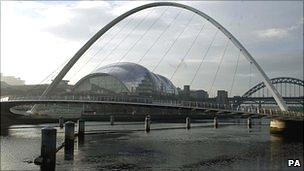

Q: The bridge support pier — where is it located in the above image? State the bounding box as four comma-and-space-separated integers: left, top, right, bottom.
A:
270, 119, 303, 141
145, 115, 151, 132
259, 117, 262, 125
110, 115, 114, 126
59, 116, 64, 129
247, 117, 252, 129
78, 119, 85, 143
214, 117, 218, 128
64, 121, 75, 160
186, 117, 191, 129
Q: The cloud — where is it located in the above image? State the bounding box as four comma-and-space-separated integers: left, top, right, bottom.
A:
40, 1, 114, 42
257, 28, 289, 39
255, 17, 302, 39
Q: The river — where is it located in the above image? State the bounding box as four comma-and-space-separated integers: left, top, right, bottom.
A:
1, 119, 303, 170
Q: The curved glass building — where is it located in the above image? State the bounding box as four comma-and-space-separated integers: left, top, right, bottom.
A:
73, 62, 177, 96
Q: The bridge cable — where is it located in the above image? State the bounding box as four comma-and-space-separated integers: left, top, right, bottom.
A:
230, 5, 244, 98
39, 56, 72, 84
248, 61, 252, 89
26, 55, 76, 103
169, 22, 206, 81
189, 29, 220, 86
88, 19, 133, 61
209, 38, 230, 96
28, 56, 73, 93
109, 8, 169, 73
280, 82, 283, 96
137, 10, 182, 65
289, 80, 292, 97
282, 83, 284, 97
152, 13, 195, 72
89, 16, 136, 72
92, 9, 152, 72
285, 83, 291, 97
293, 83, 296, 97
67, 17, 134, 82
229, 50, 241, 97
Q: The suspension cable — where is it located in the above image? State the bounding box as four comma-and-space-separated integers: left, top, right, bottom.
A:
189, 29, 219, 86
170, 22, 206, 81
209, 38, 230, 95
90, 20, 132, 61
27, 56, 72, 94
137, 10, 182, 65
70, 19, 133, 83
293, 83, 295, 97
229, 50, 241, 96
67, 17, 134, 81
152, 13, 195, 72
109, 8, 169, 72
92, 9, 152, 72
39, 57, 71, 84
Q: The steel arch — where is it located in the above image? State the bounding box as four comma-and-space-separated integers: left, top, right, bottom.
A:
40, 2, 288, 111
243, 77, 304, 97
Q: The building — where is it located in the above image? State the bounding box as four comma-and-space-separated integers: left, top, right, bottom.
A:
51, 80, 71, 91
183, 85, 190, 98
216, 90, 229, 105
73, 62, 178, 96
0, 73, 25, 85
190, 90, 209, 99
178, 85, 209, 100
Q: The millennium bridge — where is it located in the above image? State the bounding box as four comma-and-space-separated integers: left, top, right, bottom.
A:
1, 2, 303, 137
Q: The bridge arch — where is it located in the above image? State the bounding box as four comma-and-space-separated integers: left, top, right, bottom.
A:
40, 2, 289, 111
243, 77, 304, 97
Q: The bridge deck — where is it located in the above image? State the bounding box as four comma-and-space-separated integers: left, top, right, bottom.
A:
1, 98, 303, 121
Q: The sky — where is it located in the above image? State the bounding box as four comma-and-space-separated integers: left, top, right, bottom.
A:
1, 1, 303, 97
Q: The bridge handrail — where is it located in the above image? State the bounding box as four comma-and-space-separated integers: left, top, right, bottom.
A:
6, 95, 303, 118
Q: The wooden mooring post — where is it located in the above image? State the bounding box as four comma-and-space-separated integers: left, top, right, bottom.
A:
64, 121, 75, 160
35, 126, 57, 171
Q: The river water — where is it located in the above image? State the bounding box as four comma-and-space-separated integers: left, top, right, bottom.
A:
1, 119, 303, 170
